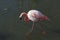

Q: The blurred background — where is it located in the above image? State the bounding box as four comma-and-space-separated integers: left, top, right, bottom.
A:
0, 0, 60, 40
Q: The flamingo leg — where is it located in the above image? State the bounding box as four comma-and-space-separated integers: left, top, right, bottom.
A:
26, 22, 34, 36
32, 22, 34, 31
38, 22, 46, 34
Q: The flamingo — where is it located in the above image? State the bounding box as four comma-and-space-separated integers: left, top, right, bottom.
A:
19, 10, 50, 35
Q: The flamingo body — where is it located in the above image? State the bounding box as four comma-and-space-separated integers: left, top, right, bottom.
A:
27, 10, 45, 22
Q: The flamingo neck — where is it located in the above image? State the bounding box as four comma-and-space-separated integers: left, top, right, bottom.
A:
20, 12, 29, 23
23, 13, 29, 23
21, 12, 27, 18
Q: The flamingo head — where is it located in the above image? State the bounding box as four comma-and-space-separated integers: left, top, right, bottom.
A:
19, 12, 27, 20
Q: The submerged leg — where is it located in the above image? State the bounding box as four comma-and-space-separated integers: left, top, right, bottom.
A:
38, 22, 46, 35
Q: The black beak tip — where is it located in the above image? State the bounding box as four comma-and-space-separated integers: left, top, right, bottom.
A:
20, 18, 22, 20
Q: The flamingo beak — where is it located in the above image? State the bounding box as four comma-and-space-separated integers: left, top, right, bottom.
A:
19, 16, 22, 20
20, 18, 22, 20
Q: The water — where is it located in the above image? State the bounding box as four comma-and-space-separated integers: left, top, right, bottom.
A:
0, 0, 60, 40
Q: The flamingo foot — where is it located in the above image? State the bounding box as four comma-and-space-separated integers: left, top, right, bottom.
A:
41, 31, 47, 35
42, 31, 46, 34
26, 30, 32, 36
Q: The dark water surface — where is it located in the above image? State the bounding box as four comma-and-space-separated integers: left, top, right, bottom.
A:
0, 0, 60, 40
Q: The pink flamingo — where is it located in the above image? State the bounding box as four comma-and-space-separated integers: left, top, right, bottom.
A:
19, 10, 50, 35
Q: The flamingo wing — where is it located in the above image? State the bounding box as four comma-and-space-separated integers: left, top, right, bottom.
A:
32, 13, 40, 19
